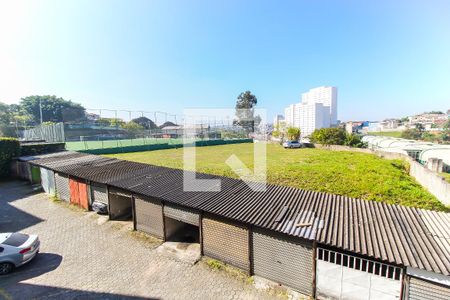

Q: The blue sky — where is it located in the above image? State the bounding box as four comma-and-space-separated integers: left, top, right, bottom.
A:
1, 0, 449, 122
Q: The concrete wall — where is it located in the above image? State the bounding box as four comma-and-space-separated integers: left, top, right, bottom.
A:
409, 160, 450, 206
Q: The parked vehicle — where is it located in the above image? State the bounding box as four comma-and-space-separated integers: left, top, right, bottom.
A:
0, 232, 40, 275
92, 201, 108, 214
283, 141, 302, 148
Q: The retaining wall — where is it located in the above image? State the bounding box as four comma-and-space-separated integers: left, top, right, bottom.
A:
409, 160, 450, 206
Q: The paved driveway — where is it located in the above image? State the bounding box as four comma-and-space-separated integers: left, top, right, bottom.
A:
0, 181, 278, 300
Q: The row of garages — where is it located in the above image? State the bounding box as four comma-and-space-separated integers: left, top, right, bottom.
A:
11, 151, 450, 300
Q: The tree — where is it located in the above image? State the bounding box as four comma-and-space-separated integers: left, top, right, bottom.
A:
122, 121, 144, 137
19, 95, 85, 124
233, 91, 259, 133
441, 119, 450, 143
401, 128, 422, 140
399, 117, 409, 124
122, 121, 143, 130
414, 123, 425, 133
131, 116, 158, 130
286, 127, 300, 141
344, 133, 365, 148
0, 102, 12, 125
443, 119, 450, 130
310, 128, 347, 145
159, 121, 177, 129
97, 118, 125, 127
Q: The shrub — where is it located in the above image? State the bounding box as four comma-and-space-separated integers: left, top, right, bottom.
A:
286, 127, 300, 141
401, 128, 422, 140
0, 137, 20, 177
206, 259, 224, 270
310, 128, 347, 145
20, 142, 65, 156
344, 133, 366, 148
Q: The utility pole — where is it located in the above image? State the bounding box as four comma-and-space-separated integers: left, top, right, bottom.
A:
39, 99, 43, 124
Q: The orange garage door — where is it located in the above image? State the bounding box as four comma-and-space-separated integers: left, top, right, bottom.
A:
69, 178, 89, 210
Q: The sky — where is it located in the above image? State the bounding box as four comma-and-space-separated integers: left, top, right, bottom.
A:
1, 0, 450, 122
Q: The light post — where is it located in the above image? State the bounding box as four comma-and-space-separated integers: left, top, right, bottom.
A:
39, 99, 43, 124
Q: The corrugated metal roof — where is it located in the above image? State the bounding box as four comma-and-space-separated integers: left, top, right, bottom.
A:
19, 151, 82, 163
27, 153, 450, 276
196, 182, 450, 275
28, 151, 90, 167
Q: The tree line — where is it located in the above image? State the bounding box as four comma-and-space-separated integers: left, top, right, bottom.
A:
1, 91, 263, 138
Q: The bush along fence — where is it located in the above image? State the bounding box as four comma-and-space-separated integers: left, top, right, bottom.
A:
0, 138, 20, 178
20, 142, 66, 156
77, 138, 254, 155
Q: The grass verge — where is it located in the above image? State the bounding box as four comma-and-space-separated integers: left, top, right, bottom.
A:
106, 143, 446, 211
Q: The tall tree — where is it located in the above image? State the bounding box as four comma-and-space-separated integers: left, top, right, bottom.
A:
233, 91, 259, 132
131, 116, 158, 129
20, 95, 86, 124
0, 102, 12, 125
286, 127, 301, 141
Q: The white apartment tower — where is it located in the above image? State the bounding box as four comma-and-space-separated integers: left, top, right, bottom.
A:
301, 86, 338, 126
283, 86, 338, 137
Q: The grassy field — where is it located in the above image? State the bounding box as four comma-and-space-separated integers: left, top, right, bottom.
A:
66, 138, 185, 151
106, 143, 446, 211
368, 131, 403, 138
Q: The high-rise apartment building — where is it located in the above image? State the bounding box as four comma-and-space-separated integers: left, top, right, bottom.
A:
301, 86, 338, 126
283, 86, 337, 137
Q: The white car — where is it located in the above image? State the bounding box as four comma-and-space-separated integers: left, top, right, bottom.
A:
0, 232, 40, 275
283, 141, 302, 148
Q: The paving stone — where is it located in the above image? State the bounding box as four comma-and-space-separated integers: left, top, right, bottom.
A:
0, 181, 279, 300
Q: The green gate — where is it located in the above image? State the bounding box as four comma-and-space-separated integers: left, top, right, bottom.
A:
31, 166, 41, 184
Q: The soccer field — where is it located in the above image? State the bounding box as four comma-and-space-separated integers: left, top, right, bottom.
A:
66, 138, 185, 151
106, 143, 447, 211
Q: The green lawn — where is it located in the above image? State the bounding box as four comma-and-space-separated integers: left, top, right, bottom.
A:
368, 131, 403, 138
106, 143, 446, 211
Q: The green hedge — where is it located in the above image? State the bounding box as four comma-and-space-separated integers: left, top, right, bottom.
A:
0, 137, 20, 177
20, 142, 66, 156
79, 139, 253, 155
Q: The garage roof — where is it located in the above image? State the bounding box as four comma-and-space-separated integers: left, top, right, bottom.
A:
27, 152, 450, 276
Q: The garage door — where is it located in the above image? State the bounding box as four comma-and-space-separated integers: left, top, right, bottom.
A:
55, 173, 70, 202
316, 248, 403, 300
253, 228, 313, 295
202, 216, 249, 272
69, 178, 89, 210
164, 204, 199, 226
408, 277, 450, 300
109, 189, 132, 220
90, 183, 108, 204
40, 167, 55, 195
134, 196, 164, 238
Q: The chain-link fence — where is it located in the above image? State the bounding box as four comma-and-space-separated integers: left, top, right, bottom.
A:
10, 108, 251, 152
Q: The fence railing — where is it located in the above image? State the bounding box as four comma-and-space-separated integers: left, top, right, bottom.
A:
21, 123, 65, 143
